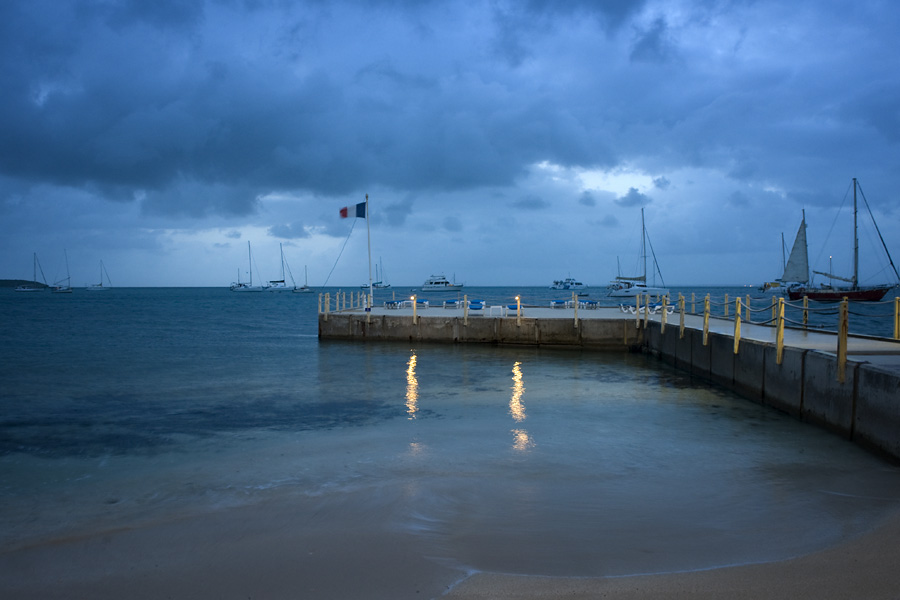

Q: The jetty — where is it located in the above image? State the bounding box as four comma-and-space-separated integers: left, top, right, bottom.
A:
319, 292, 900, 463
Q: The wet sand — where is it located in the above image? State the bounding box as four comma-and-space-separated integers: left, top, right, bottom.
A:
3, 494, 900, 600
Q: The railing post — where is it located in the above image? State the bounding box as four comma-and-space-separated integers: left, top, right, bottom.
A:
516, 295, 522, 327
318, 293, 322, 314
837, 298, 848, 383
724, 293, 729, 318
635, 294, 641, 329
691, 292, 696, 314
412, 294, 418, 325
894, 297, 899, 340
463, 294, 468, 326
803, 296, 809, 329
776, 297, 785, 365
643, 294, 650, 330
324, 292, 330, 322
661, 295, 668, 333
703, 294, 710, 345
771, 295, 777, 322
573, 291, 578, 329
745, 295, 751, 324
733, 297, 742, 354
679, 293, 685, 339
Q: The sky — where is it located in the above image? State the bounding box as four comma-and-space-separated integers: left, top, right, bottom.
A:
2, 0, 900, 289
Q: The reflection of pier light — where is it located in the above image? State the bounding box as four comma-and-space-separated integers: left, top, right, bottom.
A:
509, 361, 526, 422
406, 352, 418, 419
511, 428, 533, 451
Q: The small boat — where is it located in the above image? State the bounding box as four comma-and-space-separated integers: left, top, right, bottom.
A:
549, 277, 587, 291
14, 253, 47, 292
86, 260, 112, 291
293, 265, 314, 293
51, 250, 73, 293
787, 178, 899, 302
361, 258, 391, 289
608, 208, 669, 298
230, 242, 267, 292
422, 274, 463, 291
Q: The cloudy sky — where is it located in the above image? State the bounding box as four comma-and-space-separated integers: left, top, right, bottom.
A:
2, 0, 900, 288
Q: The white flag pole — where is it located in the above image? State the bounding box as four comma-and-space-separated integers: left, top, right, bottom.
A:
366, 194, 373, 310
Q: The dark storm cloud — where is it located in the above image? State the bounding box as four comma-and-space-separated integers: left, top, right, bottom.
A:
513, 195, 549, 210
615, 187, 651, 207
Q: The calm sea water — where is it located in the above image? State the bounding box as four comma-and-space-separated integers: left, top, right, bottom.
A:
2, 286, 900, 585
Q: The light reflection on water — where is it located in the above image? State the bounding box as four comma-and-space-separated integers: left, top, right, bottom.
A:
406, 351, 418, 419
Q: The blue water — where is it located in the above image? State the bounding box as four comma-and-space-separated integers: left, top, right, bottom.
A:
2, 286, 900, 592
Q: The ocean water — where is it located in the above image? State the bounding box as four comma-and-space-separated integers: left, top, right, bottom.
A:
2, 286, 900, 586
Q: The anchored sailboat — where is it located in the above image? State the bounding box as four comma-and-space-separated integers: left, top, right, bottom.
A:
51, 250, 73, 293
85, 260, 112, 291
268, 243, 296, 291
607, 208, 668, 298
787, 178, 899, 301
230, 242, 266, 292
14, 253, 47, 292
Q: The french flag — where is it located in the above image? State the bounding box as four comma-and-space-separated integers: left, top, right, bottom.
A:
340, 202, 366, 219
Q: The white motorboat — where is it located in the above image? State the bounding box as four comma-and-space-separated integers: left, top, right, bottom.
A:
549, 277, 587, 291
422, 274, 463, 291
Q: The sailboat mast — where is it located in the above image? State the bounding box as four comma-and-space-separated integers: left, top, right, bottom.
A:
852, 177, 859, 289
641, 208, 647, 284
248, 241, 252, 285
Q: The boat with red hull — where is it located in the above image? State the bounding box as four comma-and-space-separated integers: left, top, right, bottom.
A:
786, 178, 898, 302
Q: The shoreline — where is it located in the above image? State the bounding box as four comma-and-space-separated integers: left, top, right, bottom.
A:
3, 497, 900, 599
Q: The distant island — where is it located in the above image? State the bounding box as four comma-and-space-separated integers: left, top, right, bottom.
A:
0, 279, 49, 288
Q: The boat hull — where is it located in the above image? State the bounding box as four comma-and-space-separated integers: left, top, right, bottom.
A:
787, 286, 893, 302
608, 286, 669, 298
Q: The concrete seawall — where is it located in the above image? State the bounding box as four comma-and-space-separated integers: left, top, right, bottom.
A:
319, 309, 900, 463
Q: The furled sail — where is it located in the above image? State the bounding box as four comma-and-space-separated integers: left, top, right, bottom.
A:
780, 211, 809, 284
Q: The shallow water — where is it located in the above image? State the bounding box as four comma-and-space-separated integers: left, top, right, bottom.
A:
2, 287, 900, 583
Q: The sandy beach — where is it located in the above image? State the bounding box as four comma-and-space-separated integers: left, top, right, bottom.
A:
3, 494, 900, 600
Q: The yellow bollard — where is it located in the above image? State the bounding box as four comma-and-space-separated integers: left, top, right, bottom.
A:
733, 297, 742, 354
803, 296, 809, 329
691, 292, 696, 314
776, 297, 785, 365
516, 295, 522, 327
318, 293, 322, 314
679, 294, 685, 339
894, 297, 899, 340
324, 292, 330, 322
703, 294, 710, 345
724, 293, 729, 318
837, 298, 848, 383
412, 294, 418, 325
771, 295, 777, 322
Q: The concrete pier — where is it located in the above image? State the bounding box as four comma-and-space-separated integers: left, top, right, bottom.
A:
319, 304, 900, 462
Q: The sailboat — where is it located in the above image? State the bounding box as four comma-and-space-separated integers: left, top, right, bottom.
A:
14, 253, 47, 292
361, 258, 390, 289
267, 243, 296, 291
230, 242, 267, 292
86, 260, 112, 291
51, 250, 73, 293
293, 265, 313, 293
760, 212, 809, 293
607, 208, 669, 298
787, 178, 899, 301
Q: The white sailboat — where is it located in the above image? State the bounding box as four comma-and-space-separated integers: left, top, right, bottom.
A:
86, 260, 112, 291
607, 208, 668, 298
14, 253, 47, 292
760, 211, 809, 293
268, 243, 296, 291
51, 250, 73, 293
230, 242, 267, 292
